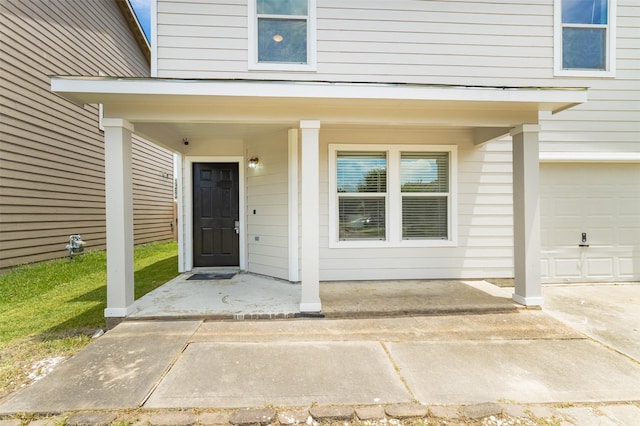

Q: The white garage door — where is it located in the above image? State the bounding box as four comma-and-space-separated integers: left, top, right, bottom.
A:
540, 163, 640, 283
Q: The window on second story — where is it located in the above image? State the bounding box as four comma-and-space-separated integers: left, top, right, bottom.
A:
249, 0, 316, 71
555, 0, 616, 76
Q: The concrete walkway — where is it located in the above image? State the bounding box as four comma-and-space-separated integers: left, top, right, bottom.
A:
0, 282, 639, 425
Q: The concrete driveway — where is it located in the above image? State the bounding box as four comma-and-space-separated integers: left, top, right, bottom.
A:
542, 283, 640, 361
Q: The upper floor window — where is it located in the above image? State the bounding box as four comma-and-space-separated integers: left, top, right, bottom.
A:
249, 0, 316, 71
555, 0, 616, 76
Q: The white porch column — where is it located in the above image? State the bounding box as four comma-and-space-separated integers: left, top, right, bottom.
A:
288, 129, 300, 282
511, 124, 543, 306
299, 120, 322, 312
102, 118, 135, 320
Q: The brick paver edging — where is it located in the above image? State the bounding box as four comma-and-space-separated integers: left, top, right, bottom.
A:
1, 402, 639, 426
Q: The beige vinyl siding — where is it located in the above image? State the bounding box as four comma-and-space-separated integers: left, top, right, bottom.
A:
246, 131, 290, 280
157, 0, 639, 154
156, 0, 247, 76
319, 128, 514, 281
155, 0, 636, 86
132, 135, 176, 245
0, 0, 174, 271
156, 0, 555, 85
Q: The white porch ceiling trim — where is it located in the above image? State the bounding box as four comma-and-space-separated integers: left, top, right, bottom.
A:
51, 77, 586, 115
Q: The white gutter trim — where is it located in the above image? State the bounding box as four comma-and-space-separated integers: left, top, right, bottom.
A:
540, 152, 640, 163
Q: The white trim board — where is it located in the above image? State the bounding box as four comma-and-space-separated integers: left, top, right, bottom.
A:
540, 152, 640, 162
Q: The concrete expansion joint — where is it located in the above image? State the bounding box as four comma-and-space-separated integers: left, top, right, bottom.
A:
3, 402, 640, 426
378, 342, 417, 403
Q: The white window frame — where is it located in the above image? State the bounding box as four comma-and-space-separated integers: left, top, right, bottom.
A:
554, 0, 616, 77
328, 144, 457, 249
248, 0, 317, 72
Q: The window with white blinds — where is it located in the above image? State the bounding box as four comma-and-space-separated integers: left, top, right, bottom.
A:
337, 152, 387, 240
401, 152, 449, 240
331, 145, 456, 247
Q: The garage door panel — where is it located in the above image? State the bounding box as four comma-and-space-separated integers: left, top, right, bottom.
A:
586, 258, 614, 277
554, 258, 582, 278
554, 199, 583, 217
619, 199, 640, 216
586, 228, 620, 245
586, 199, 615, 217
541, 259, 550, 277
618, 229, 640, 245
619, 258, 638, 278
540, 202, 556, 217
554, 229, 582, 246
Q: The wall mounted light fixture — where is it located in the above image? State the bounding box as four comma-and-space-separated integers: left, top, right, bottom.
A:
248, 157, 259, 169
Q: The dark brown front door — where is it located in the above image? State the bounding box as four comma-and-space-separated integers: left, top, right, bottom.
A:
193, 163, 239, 266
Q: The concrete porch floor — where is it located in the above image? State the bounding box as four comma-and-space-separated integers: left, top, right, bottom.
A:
128, 270, 522, 320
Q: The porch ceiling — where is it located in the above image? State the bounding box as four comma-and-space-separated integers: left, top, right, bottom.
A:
52, 76, 587, 150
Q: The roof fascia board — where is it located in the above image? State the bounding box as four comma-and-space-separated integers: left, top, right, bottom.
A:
115, 0, 151, 66
51, 77, 587, 111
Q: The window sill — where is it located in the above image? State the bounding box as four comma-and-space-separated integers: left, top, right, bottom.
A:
554, 69, 616, 78
329, 239, 458, 249
249, 62, 317, 72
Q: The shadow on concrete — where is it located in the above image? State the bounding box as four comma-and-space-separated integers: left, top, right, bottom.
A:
321, 280, 519, 318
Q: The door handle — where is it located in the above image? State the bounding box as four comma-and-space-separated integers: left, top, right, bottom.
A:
234, 220, 240, 234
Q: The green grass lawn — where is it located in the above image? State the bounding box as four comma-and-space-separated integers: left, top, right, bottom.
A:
0, 241, 178, 399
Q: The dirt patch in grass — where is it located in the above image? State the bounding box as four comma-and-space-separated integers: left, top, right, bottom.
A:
0, 331, 94, 399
